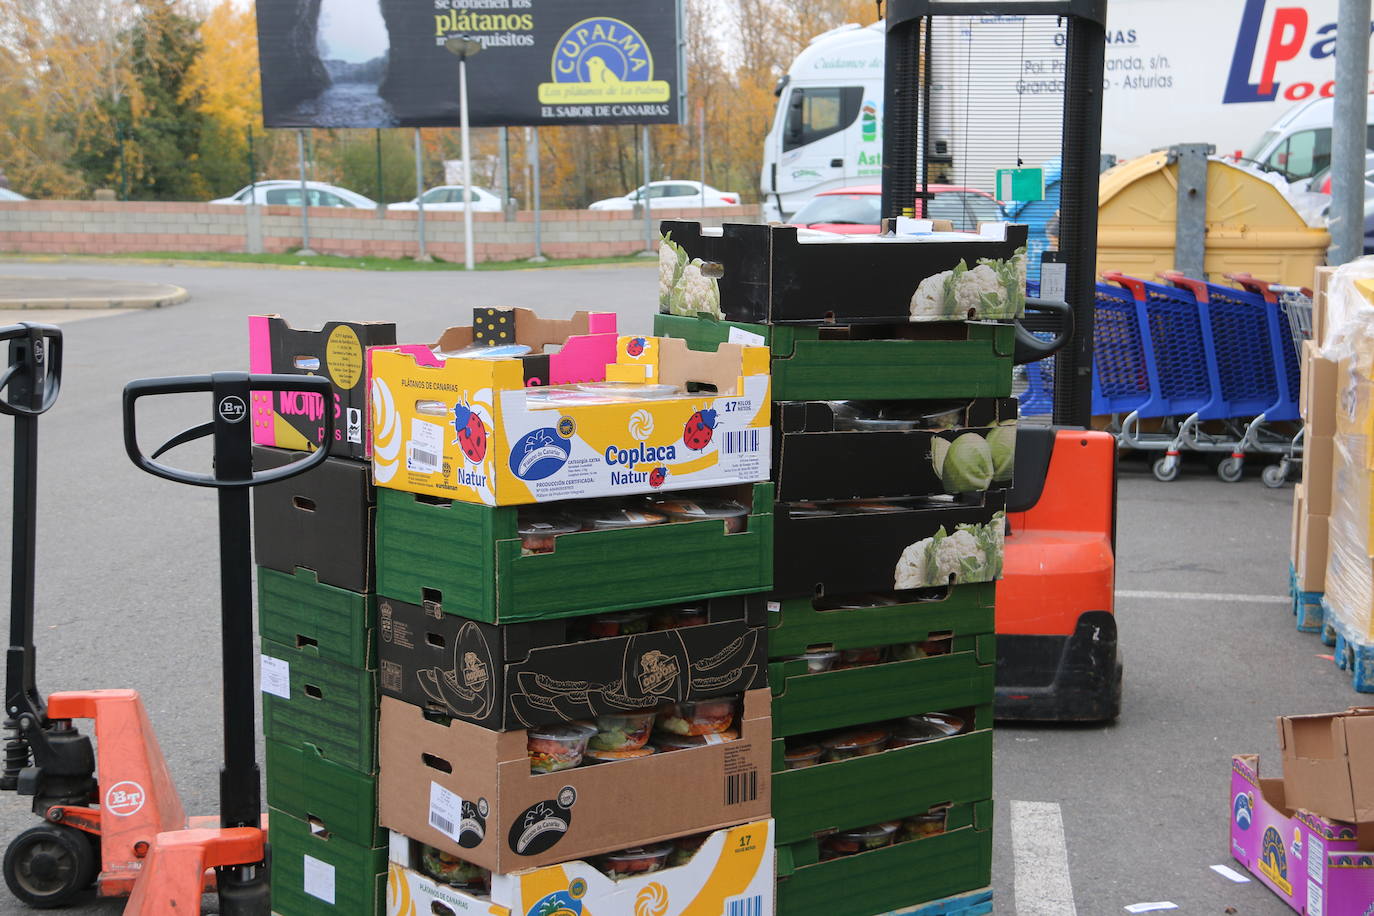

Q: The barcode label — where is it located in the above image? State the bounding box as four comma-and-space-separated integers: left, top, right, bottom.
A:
726, 893, 764, 916
408, 419, 444, 473
725, 769, 757, 805
408, 445, 440, 474
428, 782, 464, 843
722, 429, 759, 455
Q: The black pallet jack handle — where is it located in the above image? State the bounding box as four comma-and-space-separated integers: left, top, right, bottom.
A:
123, 372, 332, 913
0, 323, 67, 792
1014, 297, 1075, 366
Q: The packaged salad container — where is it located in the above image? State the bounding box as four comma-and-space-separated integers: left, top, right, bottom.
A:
583, 506, 668, 530
836, 646, 886, 669
666, 833, 709, 868
652, 728, 739, 751
584, 746, 657, 763
596, 844, 673, 879
819, 821, 901, 860
589, 710, 658, 751
656, 697, 737, 736
783, 650, 839, 673
820, 728, 890, 762
584, 610, 652, 638
527, 723, 596, 773
900, 813, 947, 841
783, 744, 823, 770
645, 495, 751, 533
516, 512, 581, 554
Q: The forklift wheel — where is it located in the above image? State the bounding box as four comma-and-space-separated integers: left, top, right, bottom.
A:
3, 824, 97, 907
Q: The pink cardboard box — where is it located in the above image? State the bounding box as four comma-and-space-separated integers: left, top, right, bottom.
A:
1231, 754, 1374, 914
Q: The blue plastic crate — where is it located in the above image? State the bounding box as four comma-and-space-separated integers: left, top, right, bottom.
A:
886, 888, 993, 916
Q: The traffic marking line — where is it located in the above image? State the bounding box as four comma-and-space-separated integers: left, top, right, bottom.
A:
1011, 800, 1077, 916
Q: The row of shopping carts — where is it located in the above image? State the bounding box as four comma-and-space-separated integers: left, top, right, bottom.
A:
1019, 271, 1312, 485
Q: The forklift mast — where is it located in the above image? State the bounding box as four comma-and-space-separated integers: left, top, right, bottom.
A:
880, 0, 1108, 427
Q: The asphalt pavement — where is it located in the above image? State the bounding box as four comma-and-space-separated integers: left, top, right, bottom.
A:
0, 260, 1354, 915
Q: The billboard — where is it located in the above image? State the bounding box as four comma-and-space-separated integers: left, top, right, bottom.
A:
256, 0, 684, 128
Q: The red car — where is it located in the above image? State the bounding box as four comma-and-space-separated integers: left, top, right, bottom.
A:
787, 183, 1006, 234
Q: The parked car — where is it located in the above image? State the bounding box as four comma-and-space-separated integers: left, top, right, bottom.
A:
0, 189, 28, 201
210, 180, 377, 209
588, 180, 740, 211
388, 186, 504, 212
787, 183, 1005, 234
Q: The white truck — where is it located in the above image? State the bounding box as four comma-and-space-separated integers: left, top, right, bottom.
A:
761, 1, 1374, 221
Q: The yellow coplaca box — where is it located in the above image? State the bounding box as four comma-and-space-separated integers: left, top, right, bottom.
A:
370, 335, 772, 505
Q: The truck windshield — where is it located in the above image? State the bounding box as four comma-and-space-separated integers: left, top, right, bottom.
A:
783, 86, 864, 152
791, 192, 881, 226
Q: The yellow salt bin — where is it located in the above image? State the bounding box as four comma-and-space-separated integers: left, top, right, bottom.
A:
1096, 151, 1329, 288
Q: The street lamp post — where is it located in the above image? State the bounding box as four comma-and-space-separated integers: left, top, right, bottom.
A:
445, 35, 483, 271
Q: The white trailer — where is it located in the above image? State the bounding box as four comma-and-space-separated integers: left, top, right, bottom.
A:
761, 1, 1374, 221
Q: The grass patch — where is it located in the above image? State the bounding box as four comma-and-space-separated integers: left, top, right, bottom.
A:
4, 250, 651, 271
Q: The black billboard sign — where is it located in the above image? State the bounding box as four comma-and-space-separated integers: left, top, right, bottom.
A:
256, 0, 684, 128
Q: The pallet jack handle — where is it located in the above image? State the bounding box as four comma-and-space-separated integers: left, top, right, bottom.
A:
1015, 297, 1075, 366
123, 372, 332, 915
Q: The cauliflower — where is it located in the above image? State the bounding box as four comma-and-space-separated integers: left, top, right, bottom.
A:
658, 233, 687, 312
893, 512, 1006, 589
666, 257, 723, 319
908, 248, 1027, 321
909, 268, 957, 320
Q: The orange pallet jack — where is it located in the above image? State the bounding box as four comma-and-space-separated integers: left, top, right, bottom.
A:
0, 324, 330, 912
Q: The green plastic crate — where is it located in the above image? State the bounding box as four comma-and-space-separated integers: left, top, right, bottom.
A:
375, 483, 773, 624
268, 807, 386, 916
769, 636, 995, 738
770, 713, 993, 844
265, 739, 381, 848
261, 639, 378, 776
654, 314, 1013, 401
776, 801, 992, 916
258, 567, 376, 670
766, 584, 995, 659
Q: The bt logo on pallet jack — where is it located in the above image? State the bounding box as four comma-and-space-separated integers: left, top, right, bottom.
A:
218, 395, 247, 423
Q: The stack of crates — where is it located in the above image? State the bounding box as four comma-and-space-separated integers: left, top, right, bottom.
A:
658, 220, 1021, 916
1291, 267, 1336, 634
363, 309, 777, 913
248, 317, 398, 914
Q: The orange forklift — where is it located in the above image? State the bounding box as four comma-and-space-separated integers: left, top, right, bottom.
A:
882, 1, 1121, 722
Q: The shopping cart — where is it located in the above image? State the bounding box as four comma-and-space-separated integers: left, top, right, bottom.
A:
1102, 272, 1224, 482
1158, 271, 1297, 482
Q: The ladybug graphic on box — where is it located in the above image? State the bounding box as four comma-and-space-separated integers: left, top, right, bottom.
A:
683, 408, 717, 451
451, 396, 488, 463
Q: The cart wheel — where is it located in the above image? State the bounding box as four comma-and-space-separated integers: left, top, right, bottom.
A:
1152, 456, 1180, 482
1217, 457, 1245, 483
3, 824, 97, 907
1262, 464, 1288, 489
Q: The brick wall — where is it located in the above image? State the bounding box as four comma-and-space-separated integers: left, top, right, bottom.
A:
0, 201, 761, 262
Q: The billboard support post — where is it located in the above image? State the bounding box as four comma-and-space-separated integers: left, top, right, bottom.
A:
530, 127, 545, 262
459, 51, 476, 270
1331, 0, 1371, 265
296, 129, 315, 255
414, 128, 430, 262
641, 126, 653, 254
375, 129, 384, 208
500, 127, 511, 220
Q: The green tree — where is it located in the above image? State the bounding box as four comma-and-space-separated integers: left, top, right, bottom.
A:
330, 130, 415, 204
126, 0, 206, 199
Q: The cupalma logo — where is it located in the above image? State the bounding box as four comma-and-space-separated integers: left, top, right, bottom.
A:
538, 18, 670, 106
634, 882, 669, 916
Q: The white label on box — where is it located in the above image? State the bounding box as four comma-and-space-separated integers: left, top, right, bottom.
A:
260, 656, 290, 700
1310, 878, 1324, 916
428, 782, 464, 843
302, 854, 335, 904
766, 601, 780, 613
1309, 834, 1324, 884
1040, 262, 1068, 303
702, 732, 728, 745
727, 327, 766, 348
408, 419, 444, 474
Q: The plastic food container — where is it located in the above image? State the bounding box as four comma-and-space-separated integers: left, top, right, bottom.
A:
647, 496, 750, 533
820, 822, 901, 860
582, 506, 668, 530
652, 604, 711, 630
840, 500, 907, 514
656, 697, 737, 736
888, 642, 928, 662
814, 594, 900, 610
584, 746, 657, 764
585, 611, 651, 638
787, 502, 839, 518
516, 513, 581, 554
901, 813, 946, 841
911, 712, 965, 735
667, 833, 709, 868
820, 728, 890, 761
889, 713, 964, 748
783, 744, 823, 770
526, 723, 596, 774
575, 382, 682, 399
836, 646, 886, 669
420, 845, 491, 889
652, 727, 739, 751
783, 650, 839, 673
597, 844, 672, 879
589, 710, 658, 751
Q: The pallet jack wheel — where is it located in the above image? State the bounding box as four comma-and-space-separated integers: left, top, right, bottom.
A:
3, 824, 97, 907
1151, 456, 1179, 482
1217, 456, 1244, 483
1261, 463, 1288, 488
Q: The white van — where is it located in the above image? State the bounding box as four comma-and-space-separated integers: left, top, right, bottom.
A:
1242, 96, 1374, 182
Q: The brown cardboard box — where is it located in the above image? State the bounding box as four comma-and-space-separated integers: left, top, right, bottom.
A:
1301, 341, 1339, 439
1293, 483, 1306, 569
1314, 265, 1336, 350
1302, 434, 1336, 517
1297, 511, 1330, 592
1278, 708, 1374, 834
377, 689, 771, 872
